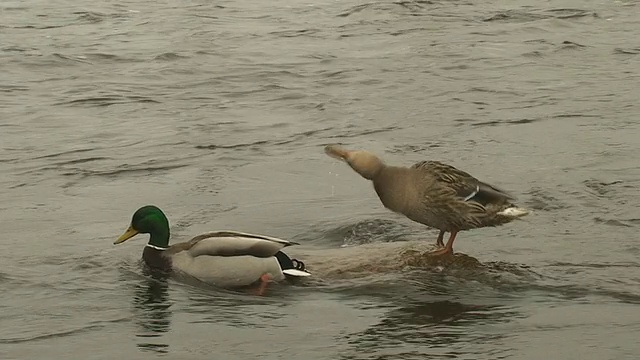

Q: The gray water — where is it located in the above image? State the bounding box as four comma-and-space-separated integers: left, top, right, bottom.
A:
2, 0, 640, 359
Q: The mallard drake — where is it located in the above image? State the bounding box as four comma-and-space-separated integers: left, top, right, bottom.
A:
114, 205, 310, 293
325, 144, 529, 256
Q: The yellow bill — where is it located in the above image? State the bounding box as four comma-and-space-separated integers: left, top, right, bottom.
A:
114, 225, 139, 245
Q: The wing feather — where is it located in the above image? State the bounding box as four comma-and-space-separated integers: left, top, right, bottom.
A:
185, 231, 298, 258
412, 160, 515, 204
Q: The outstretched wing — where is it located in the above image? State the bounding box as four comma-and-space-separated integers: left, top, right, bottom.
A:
412, 160, 515, 204
185, 231, 299, 258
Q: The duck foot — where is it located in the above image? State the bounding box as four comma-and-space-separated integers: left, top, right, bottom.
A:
428, 247, 453, 256
429, 230, 457, 256
254, 273, 270, 296
435, 230, 445, 247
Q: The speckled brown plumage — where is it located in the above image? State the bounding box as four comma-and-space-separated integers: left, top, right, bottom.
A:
325, 144, 529, 256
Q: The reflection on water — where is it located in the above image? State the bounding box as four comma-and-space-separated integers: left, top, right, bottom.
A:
132, 267, 172, 354
309, 254, 538, 360
338, 286, 523, 359
180, 285, 293, 329
348, 300, 514, 341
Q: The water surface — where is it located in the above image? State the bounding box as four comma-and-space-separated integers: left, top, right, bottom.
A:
1, 0, 640, 359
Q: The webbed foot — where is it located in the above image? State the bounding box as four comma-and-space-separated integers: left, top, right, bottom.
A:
254, 273, 270, 296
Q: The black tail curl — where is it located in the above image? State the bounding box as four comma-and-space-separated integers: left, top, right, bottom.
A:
291, 258, 306, 271
274, 251, 307, 273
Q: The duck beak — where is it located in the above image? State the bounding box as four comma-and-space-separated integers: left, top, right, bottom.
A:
114, 225, 139, 245
324, 144, 351, 161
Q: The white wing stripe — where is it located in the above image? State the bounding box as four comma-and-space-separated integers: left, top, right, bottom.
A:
463, 185, 480, 201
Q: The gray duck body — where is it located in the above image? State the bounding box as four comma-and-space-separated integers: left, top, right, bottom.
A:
141, 231, 309, 288
114, 205, 311, 289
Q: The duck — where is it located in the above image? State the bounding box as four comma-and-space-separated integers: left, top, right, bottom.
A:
324, 144, 529, 256
113, 205, 310, 294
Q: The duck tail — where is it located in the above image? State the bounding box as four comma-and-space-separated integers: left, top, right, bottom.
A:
275, 251, 311, 277
497, 206, 530, 218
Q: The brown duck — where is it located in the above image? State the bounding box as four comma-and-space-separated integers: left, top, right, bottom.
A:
325, 144, 529, 256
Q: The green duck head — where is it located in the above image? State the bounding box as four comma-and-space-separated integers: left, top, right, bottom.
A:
114, 205, 171, 249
